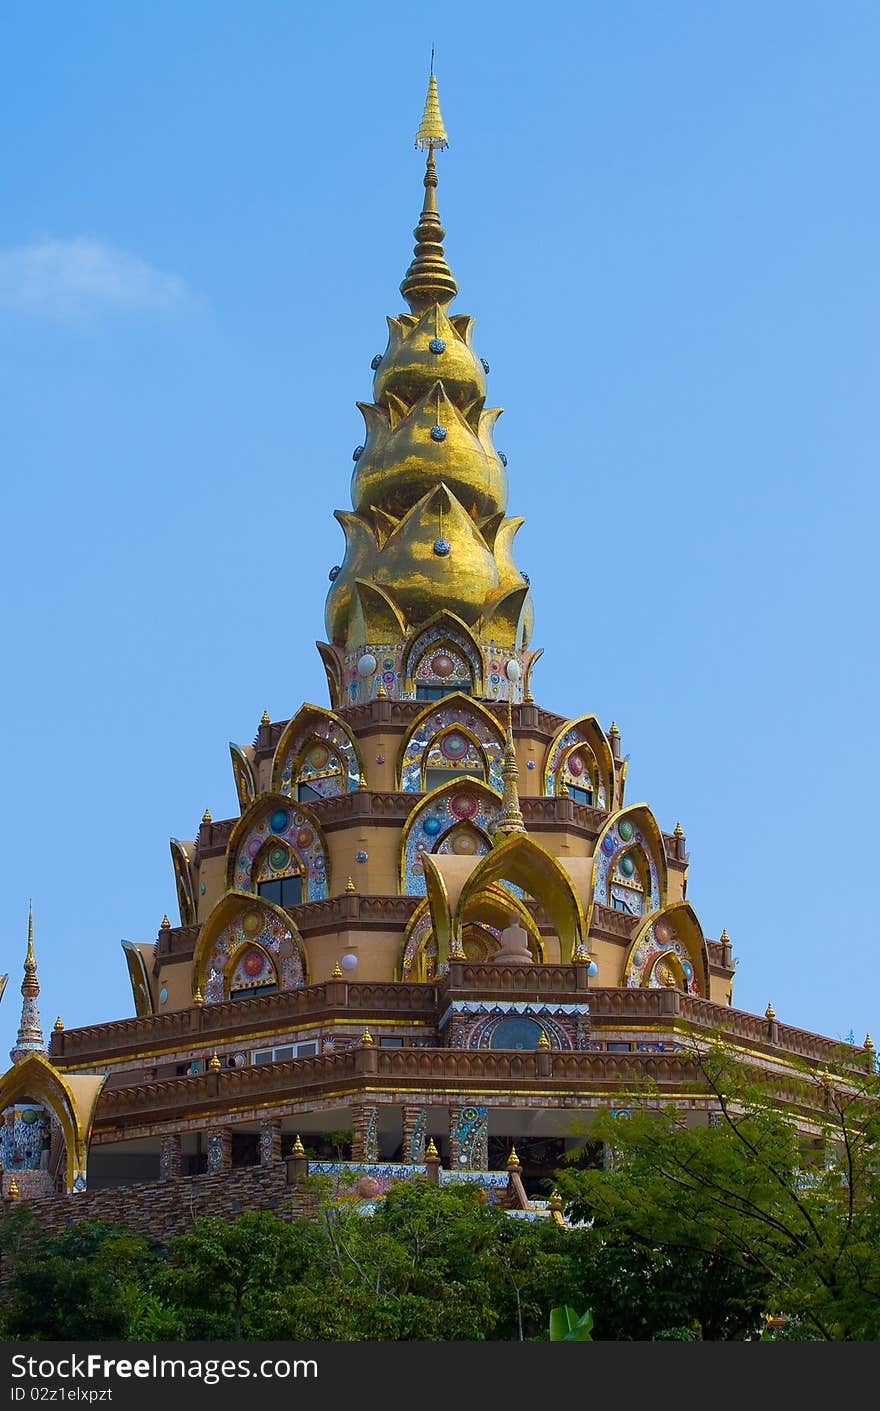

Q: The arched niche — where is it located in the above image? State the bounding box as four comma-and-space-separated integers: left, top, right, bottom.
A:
398, 693, 505, 793
271, 704, 364, 800
399, 778, 501, 894
624, 902, 710, 996
543, 714, 615, 810
452, 834, 585, 964
0, 1055, 105, 1194
192, 891, 308, 1003
401, 612, 483, 700
227, 795, 329, 903
590, 804, 667, 924
399, 885, 544, 980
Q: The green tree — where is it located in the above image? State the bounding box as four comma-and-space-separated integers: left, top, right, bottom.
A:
554, 1042, 880, 1341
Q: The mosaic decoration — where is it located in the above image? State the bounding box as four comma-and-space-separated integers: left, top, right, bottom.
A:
159, 1135, 180, 1181
276, 714, 361, 796
207, 1132, 225, 1174
231, 804, 328, 901
402, 624, 482, 695
72, 1170, 87, 1194
202, 901, 304, 1004
228, 945, 277, 995
401, 909, 437, 981
309, 1162, 427, 1195
402, 787, 499, 895
343, 644, 404, 702
0, 1103, 51, 1172
400, 703, 505, 793
454, 1106, 488, 1170
545, 724, 607, 807
408, 1107, 428, 1163
480, 650, 528, 704
626, 915, 701, 995
594, 820, 660, 917
363, 1107, 379, 1164
259, 1121, 278, 1165
438, 1000, 587, 1051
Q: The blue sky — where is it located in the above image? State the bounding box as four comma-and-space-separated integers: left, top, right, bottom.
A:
1, 2, 877, 1058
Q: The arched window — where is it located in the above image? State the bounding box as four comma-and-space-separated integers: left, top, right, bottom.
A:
227, 945, 279, 1001
608, 848, 650, 917
422, 726, 487, 792
252, 838, 304, 909
293, 738, 346, 803
558, 744, 600, 807
411, 642, 474, 700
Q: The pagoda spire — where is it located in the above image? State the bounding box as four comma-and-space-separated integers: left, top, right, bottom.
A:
494, 700, 526, 838
10, 901, 45, 1063
400, 71, 458, 313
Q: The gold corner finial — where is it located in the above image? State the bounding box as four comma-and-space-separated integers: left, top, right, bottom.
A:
819, 1064, 832, 1087
53, 1015, 63, 1031
160, 915, 171, 930
765, 1002, 775, 1019
425, 1137, 439, 1158
719, 927, 730, 943
345, 875, 356, 893
415, 70, 448, 150
507, 1144, 521, 1168
7, 1176, 20, 1200
674, 821, 684, 837
193, 986, 204, 1007
261, 709, 270, 725
209, 1052, 222, 1071
494, 697, 526, 838
358, 772, 368, 790
291, 1134, 306, 1156
361, 1027, 374, 1046
609, 721, 619, 736
537, 1031, 550, 1050
202, 808, 212, 824
865, 1034, 875, 1051
331, 960, 343, 978
549, 1189, 563, 1210
376, 681, 387, 699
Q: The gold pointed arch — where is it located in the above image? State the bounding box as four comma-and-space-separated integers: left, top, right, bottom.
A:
401, 611, 485, 695
453, 833, 585, 963
542, 713, 617, 809
398, 776, 502, 891
120, 941, 154, 1017
0, 974, 7, 1006
623, 901, 710, 996
271, 703, 365, 795
0, 1053, 106, 1192
315, 642, 344, 711
396, 690, 505, 789
586, 802, 669, 933
191, 890, 309, 999
225, 792, 330, 895
461, 883, 546, 961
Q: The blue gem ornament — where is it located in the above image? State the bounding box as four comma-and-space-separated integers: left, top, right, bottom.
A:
498, 450, 508, 466
429, 337, 446, 354
370, 354, 382, 369
329, 565, 340, 581
352, 445, 364, 460
430, 425, 447, 442
480, 357, 490, 374
433, 539, 451, 557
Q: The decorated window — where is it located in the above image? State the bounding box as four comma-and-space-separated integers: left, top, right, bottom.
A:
594, 815, 662, 917
228, 945, 279, 1000
231, 803, 328, 903
400, 700, 505, 794
294, 738, 347, 802
609, 849, 649, 916
402, 786, 499, 895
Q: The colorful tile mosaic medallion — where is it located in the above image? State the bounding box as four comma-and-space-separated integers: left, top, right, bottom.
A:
403, 787, 500, 894
277, 717, 361, 796
545, 723, 608, 807
401, 704, 505, 793
594, 817, 660, 917
0, 1102, 51, 1171
203, 902, 304, 1004
626, 915, 700, 994
232, 803, 328, 901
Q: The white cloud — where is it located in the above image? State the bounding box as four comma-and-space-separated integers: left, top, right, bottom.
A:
0, 238, 193, 317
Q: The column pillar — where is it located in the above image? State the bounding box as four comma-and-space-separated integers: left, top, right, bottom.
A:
259, 1119, 282, 1167
449, 1104, 488, 1171
351, 1104, 379, 1164
206, 1127, 232, 1174
402, 1105, 428, 1164
160, 1133, 182, 1181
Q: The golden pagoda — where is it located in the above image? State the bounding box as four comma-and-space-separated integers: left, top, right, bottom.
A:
0, 74, 859, 1225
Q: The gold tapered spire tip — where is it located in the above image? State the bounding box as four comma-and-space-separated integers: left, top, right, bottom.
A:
54, 1016, 63, 1031
160, 915, 171, 930
425, 1137, 439, 1158
7, 1177, 20, 1200
361, 1027, 374, 1046
507, 1144, 521, 1168
331, 961, 343, 977
291, 1134, 306, 1156
765, 1002, 775, 1019
209, 1052, 222, 1071
415, 73, 448, 150
202, 808, 212, 824
261, 709, 270, 725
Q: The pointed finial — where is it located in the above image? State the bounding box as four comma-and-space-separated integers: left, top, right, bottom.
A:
261, 709, 270, 725
400, 72, 457, 313
494, 698, 526, 837
376, 682, 387, 699
291, 1134, 306, 1157
54, 1015, 64, 1031
719, 928, 730, 944
193, 986, 204, 1006
507, 1145, 521, 1169
358, 773, 368, 790
345, 875, 356, 893
425, 1137, 439, 1159
819, 1064, 832, 1088
209, 1052, 222, 1071
331, 961, 343, 977
674, 821, 684, 837
415, 72, 448, 149
7, 1177, 20, 1200
537, 1031, 550, 1050
361, 1027, 374, 1046
765, 1002, 775, 1019
202, 808, 212, 824
865, 1034, 875, 1052
549, 1189, 563, 1212
10, 904, 44, 1063
160, 915, 171, 930
609, 721, 619, 736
